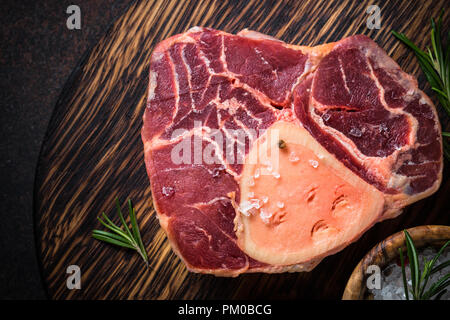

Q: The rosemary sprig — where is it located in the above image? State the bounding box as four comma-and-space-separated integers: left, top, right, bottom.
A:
392, 12, 450, 160
92, 198, 149, 267
398, 230, 450, 300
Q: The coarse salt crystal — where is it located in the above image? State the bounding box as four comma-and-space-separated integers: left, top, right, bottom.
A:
349, 127, 362, 137
272, 171, 280, 179
162, 186, 175, 197
239, 201, 253, 216
276, 201, 285, 208
254, 168, 260, 179
322, 112, 331, 121
309, 159, 319, 168
289, 151, 300, 162
376, 150, 385, 157
250, 199, 261, 209
259, 208, 272, 224
370, 246, 450, 300
261, 196, 269, 204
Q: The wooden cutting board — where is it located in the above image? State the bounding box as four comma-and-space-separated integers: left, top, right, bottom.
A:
34, 0, 450, 299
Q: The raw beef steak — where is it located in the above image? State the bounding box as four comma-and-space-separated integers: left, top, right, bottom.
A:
141, 27, 442, 276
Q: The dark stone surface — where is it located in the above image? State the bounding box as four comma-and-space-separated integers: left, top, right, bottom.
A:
0, 0, 132, 299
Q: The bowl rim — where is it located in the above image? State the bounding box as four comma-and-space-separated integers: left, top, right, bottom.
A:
342, 225, 450, 300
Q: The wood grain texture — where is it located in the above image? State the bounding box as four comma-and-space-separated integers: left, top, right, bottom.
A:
34, 0, 450, 299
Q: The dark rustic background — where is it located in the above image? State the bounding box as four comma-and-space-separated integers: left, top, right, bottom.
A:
0, 0, 133, 299
1, 0, 449, 300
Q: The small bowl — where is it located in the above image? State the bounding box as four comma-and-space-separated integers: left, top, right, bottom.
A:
342, 225, 450, 300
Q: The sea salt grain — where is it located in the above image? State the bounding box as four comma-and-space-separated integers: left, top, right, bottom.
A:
250, 199, 261, 209
369, 246, 450, 300
289, 151, 300, 162
349, 127, 362, 137
259, 208, 273, 224
239, 201, 253, 216
162, 186, 175, 197
309, 159, 319, 168
322, 112, 331, 122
